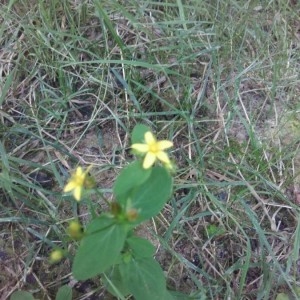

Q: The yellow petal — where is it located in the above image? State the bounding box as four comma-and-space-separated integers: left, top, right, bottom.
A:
144, 131, 156, 144
63, 181, 76, 192
84, 165, 93, 175
143, 152, 156, 169
156, 151, 171, 164
157, 140, 173, 150
131, 143, 149, 153
73, 187, 82, 201
75, 167, 84, 176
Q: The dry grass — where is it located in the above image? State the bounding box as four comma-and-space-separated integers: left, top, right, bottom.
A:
1, 0, 300, 299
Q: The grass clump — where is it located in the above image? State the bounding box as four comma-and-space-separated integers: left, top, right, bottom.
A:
1, 0, 300, 299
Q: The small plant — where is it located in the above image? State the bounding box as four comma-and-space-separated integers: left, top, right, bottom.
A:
58, 124, 175, 299
61, 124, 175, 299
11, 124, 176, 300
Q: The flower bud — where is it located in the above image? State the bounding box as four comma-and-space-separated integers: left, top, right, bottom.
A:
110, 202, 122, 216
49, 249, 64, 263
126, 208, 139, 222
67, 220, 84, 240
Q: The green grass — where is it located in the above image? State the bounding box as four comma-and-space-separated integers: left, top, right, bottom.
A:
1, 0, 300, 299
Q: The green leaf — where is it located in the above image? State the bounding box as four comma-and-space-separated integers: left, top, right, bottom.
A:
102, 266, 130, 298
168, 291, 190, 300
10, 291, 35, 300
131, 124, 150, 144
164, 291, 177, 300
131, 166, 172, 222
72, 215, 127, 280
126, 236, 155, 258
275, 293, 290, 300
55, 285, 72, 300
113, 161, 151, 201
119, 257, 170, 300
84, 214, 115, 234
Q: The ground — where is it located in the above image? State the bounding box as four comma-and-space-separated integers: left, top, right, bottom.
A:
1, 1, 300, 299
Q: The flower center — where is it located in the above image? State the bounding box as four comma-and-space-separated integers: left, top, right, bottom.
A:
149, 143, 159, 153
74, 175, 85, 186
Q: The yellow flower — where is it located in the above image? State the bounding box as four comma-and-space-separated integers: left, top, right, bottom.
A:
49, 249, 64, 263
63, 166, 92, 201
131, 131, 173, 169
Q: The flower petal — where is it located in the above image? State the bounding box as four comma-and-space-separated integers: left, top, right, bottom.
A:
143, 152, 156, 169
144, 131, 156, 144
73, 187, 82, 201
84, 165, 93, 175
75, 167, 83, 176
156, 151, 171, 164
63, 181, 76, 192
131, 143, 149, 153
157, 140, 173, 150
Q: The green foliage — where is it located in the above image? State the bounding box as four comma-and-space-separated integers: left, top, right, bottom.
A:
206, 224, 221, 238
114, 163, 172, 223
3, 0, 300, 298
275, 293, 290, 300
131, 124, 150, 144
127, 166, 172, 223
126, 236, 155, 258
72, 215, 128, 280
113, 160, 152, 200
70, 124, 174, 298
10, 291, 35, 300
118, 256, 170, 300
104, 253, 172, 299
10, 285, 72, 300
103, 266, 131, 298
55, 285, 72, 300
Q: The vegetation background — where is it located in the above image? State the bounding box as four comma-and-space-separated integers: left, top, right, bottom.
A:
1, 0, 300, 299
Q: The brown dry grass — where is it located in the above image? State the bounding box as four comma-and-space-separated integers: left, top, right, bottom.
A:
1, 0, 300, 299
